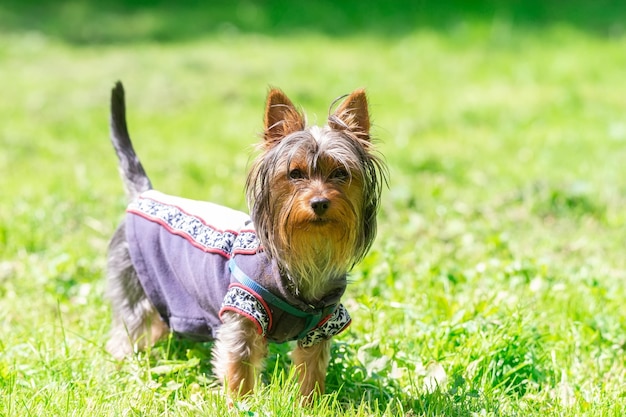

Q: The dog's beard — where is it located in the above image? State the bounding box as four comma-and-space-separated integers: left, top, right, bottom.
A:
274, 197, 360, 300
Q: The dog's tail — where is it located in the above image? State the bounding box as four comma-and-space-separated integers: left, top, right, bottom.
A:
110, 81, 152, 201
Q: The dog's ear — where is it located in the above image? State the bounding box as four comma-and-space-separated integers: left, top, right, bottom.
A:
328, 89, 370, 141
263, 88, 305, 147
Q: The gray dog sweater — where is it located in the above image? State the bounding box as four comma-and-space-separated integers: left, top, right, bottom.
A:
125, 190, 351, 347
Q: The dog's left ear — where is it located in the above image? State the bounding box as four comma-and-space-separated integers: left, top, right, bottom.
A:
328, 89, 370, 141
264, 88, 305, 147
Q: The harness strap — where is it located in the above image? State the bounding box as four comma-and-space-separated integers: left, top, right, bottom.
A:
227, 258, 336, 340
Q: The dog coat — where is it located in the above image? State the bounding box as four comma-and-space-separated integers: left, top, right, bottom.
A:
125, 190, 351, 347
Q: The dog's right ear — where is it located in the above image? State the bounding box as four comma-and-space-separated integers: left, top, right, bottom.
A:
263, 88, 305, 147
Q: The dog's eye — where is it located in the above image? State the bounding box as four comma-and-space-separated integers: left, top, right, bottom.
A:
289, 169, 305, 180
330, 168, 349, 181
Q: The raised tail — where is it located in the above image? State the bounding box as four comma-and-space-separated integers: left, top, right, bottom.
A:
110, 81, 152, 201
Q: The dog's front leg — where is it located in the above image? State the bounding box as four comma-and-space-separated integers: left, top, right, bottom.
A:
292, 339, 332, 401
212, 312, 267, 397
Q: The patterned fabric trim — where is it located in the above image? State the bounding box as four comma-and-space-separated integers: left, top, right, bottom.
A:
128, 196, 260, 256
298, 304, 351, 348
219, 284, 272, 336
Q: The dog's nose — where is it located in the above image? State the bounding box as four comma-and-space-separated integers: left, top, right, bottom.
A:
310, 197, 330, 216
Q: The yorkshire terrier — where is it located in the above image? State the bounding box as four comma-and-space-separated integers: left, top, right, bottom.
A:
106, 81, 386, 401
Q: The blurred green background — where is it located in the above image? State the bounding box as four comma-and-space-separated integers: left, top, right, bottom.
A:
2, 1, 626, 415
1, 0, 625, 43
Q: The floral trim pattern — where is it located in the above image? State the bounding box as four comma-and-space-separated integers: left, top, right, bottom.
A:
220, 284, 271, 336
298, 304, 351, 348
128, 197, 260, 256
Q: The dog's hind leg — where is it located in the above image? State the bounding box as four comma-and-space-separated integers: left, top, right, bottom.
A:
105, 223, 168, 359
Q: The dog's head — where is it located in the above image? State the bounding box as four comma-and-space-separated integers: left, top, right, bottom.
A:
246, 89, 386, 296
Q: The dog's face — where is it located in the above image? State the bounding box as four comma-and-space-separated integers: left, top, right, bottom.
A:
246, 89, 386, 296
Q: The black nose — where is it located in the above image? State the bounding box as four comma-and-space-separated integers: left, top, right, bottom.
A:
310, 197, 330, 216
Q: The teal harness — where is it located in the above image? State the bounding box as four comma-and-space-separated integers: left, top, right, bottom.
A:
222, 258, 351, 346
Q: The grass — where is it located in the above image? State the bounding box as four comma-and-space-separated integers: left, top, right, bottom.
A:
1, 1, 626, 415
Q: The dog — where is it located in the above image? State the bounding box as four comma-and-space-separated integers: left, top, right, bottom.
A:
105, 81, 386, 401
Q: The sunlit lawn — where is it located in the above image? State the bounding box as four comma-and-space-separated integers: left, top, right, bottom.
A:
1, 2, 626, 415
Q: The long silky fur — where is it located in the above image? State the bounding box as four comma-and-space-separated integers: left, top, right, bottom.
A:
246, 124, 386, 300
106, 83, 387, 401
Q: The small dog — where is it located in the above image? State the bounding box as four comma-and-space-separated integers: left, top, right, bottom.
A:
106, 81, 386, 401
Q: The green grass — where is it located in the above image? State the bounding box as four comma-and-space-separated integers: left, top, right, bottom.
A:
2, 1, 626, 415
